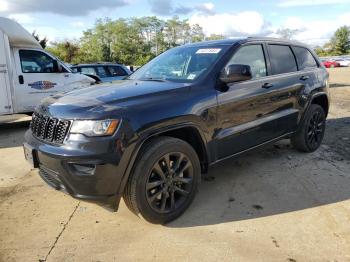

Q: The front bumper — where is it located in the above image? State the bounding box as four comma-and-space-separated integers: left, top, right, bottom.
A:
24, 129, 131, 210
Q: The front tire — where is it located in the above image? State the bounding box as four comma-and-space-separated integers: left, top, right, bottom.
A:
291, 104, 326, 152
123, 137, 201, 224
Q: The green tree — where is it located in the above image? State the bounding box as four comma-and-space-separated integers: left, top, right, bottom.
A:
314, 47, 328, 57
276, 28, 299, 40
32, 31, 48, 49
190, 24, 205, 43
206, 34, 225, 41
163, 16, 183, 48
46, 16, 206, 66
47, 41, 80, 64
329, 26, 350, 55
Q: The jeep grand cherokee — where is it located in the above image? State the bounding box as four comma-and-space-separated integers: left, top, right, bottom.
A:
24, 38, 329, 224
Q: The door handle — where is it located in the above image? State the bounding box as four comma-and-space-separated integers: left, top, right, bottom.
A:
300, 75, 309, 81
262, 83, 273, 89
19, 75, 24, 84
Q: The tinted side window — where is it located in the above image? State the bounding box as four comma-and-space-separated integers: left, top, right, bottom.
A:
293, 47, 318, 70
96, 66, 109, 78
107, 66, 127, 76
19, 50, 55, 73
227, 44, 267, 80
80, 67, 96, 75
268, 45, 297, 75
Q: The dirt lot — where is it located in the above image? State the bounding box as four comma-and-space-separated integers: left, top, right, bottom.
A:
0, 68, 350, 262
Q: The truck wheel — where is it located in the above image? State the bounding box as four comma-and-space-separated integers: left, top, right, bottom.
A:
123, 136, 201, 224
291, 104, 326, 152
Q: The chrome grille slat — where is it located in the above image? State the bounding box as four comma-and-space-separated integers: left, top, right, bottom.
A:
30, 113, 70, 144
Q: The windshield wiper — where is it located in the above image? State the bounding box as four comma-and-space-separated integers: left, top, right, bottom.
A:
139, 77, 167, 82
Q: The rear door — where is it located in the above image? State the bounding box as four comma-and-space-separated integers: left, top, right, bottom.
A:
291, 46, 320, 104
0, 32, 12, 114
262, 44, 304, 136
13, 49, 67, 113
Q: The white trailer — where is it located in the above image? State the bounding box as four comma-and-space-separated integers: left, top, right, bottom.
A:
0, 17, 94, 115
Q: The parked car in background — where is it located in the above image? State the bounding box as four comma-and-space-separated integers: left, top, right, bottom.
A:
24, 37, 329, 224
333, 58, 350, 67
321, 59, 340, 68
71, 63, 132, 82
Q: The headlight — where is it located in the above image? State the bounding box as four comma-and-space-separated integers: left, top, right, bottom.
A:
70, 120, 119, 137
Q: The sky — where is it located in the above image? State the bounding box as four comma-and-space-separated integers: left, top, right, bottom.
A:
1, 0, 350, 46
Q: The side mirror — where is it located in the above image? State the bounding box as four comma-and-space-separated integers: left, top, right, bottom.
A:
219, 64, 252, 84
52, 60, 63, 73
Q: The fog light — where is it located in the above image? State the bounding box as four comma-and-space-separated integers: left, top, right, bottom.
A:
70, 164, 96, 176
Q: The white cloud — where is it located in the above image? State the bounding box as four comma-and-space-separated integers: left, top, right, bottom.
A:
278, 0, 350, 7
0, 0, 129, 16
148, 0, 213, 16
196, 2, 215, 15
0, 0, 9, 12
190, 9, 350, 46
283, 17, 305, 30
275, 12, 350, 45
189, 11, 270, 36
21, 25, 82, 43
70, 21, 85, 28
8, 14, 36, 25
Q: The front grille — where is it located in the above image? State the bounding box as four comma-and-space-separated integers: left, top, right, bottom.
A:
31, 113, 71, 144
39, 167, 62, 190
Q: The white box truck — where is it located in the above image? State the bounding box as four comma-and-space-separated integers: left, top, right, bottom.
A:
0, 17, 94, 115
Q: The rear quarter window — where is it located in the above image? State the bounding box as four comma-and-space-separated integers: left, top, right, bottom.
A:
268, 44, 297, 75
292, 46, 318, 70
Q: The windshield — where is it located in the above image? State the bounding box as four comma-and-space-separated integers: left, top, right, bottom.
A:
128, 45, 228, 82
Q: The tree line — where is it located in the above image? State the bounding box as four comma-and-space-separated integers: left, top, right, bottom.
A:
35, 17, 350, 65
314, 26, 350, 57
40, 16, 224, 66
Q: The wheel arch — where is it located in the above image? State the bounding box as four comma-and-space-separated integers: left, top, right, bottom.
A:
117, 124, 209, 197
311, 93, 329, 117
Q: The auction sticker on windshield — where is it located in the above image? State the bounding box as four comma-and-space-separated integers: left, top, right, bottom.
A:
196, 48, 221, 54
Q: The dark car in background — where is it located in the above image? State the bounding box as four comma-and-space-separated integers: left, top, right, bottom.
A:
24, 37, 329, 224
71, 63, 132, 82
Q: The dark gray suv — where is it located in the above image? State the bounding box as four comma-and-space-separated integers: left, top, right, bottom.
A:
24, 37, 329, 224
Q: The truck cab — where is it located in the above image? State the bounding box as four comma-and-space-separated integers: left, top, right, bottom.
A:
0, 17, 94, 115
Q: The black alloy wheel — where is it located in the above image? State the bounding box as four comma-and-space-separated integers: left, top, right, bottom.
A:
123, 136, 200, 224
306, 109, 325, 150
291, 104, 326, 152
146, 152, 194, 213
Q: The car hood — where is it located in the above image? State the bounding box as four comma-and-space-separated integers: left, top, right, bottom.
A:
38, 80, 190, 119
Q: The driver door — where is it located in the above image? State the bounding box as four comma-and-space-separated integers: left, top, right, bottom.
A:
215, 43, 289, 159
13, 49, 67, 112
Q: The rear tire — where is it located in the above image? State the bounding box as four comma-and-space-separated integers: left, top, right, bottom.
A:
291, 104, 326, 152
123, 136, 201, 224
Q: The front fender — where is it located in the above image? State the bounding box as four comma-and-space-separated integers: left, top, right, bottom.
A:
115, 122, 208, 198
